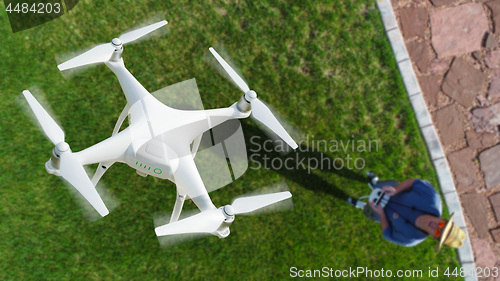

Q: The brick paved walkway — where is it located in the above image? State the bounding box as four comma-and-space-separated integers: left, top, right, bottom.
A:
388, 0, 500, 280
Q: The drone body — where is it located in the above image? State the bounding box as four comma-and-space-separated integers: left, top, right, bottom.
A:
23, 20, 297, 240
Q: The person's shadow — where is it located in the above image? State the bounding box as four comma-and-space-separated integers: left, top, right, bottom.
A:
241, 122, 367, 201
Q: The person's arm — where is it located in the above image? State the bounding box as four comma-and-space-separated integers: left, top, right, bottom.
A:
370, 202, 389, 231
370, 198, 420, 246
382, 179, 416, 196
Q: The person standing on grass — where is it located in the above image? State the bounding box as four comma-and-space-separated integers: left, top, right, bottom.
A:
348, 173, 465, 252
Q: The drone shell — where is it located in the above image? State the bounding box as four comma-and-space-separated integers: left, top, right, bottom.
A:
125, 138, 179, 180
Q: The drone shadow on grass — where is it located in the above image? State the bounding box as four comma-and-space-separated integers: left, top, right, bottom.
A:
241, 123, 366, 201
147, 119, 365, 248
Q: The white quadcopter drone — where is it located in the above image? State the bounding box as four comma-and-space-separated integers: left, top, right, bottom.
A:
23, 20, 298, 239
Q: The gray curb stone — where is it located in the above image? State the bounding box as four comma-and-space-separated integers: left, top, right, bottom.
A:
433, 158, 456, 194
443, 192, 467, 229
376, 0, 398, 31
421, 125, 445, 160
458, 228, 474, 263
462, 262, 477, 281
410, 93, 433, 128
397, 59, 422, 96
375, 0, 476, 279
387, 29, 410, 63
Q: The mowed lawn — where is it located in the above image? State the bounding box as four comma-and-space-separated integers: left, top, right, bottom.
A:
0, 0, 461, 280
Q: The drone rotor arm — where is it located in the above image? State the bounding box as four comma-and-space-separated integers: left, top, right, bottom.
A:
72, 127, 133, 166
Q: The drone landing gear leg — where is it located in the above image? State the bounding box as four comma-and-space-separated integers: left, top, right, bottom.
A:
90, 105, 128, 187
169, 193, 186, 223
191, 134, 202, 159
91, 161, 115, 186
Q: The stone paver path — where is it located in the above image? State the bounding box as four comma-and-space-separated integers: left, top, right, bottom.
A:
391, 0, 500, 278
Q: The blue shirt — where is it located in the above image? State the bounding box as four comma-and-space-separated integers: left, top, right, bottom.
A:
374, 180, 442, 247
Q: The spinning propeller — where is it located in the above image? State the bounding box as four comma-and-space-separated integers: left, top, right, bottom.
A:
58, 20, 168, 71
209, 47, 298, 149
155, 191, 292, 236
22, 90, 109, 217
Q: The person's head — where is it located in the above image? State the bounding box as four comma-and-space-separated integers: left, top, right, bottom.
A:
415, 213, 466, 252
415, 214, 446, 240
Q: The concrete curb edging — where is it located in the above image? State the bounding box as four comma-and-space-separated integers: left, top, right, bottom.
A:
375, 0, 476, 280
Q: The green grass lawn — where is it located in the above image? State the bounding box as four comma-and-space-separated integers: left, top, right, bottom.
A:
0, 0, 461, 280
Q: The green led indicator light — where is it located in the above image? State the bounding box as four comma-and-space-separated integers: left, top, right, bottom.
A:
136, 161, 138, 165
154, 168, 162, 174
140, 163, 142, 167
148, 167, 151, 170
